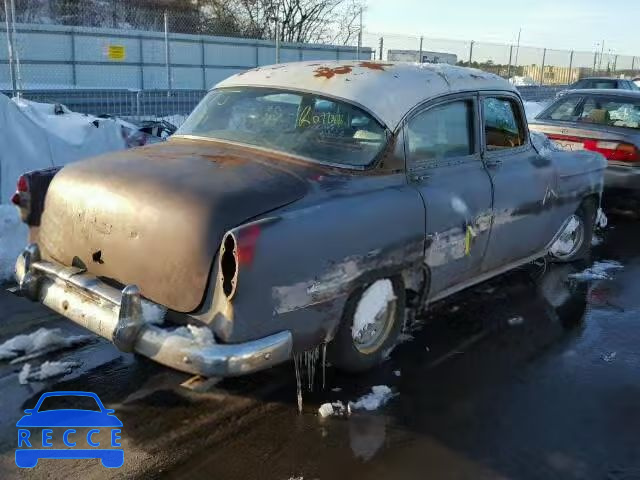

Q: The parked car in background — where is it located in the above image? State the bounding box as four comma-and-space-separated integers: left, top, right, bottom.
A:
634, 78, 640, 88
529, 90, 640, 209
13, 62, 606, 378
566, 77, 639, 92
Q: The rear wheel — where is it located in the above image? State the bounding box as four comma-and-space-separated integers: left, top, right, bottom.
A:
329, 277, 405, 373
549, 201, 596, 263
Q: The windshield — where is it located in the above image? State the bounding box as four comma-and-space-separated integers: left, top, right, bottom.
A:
543, 95, 640, 130
177, 88, 388, 167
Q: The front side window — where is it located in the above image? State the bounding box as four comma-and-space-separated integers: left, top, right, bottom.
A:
545, 95, 584, 121
406, 100, 474, 163
177, 88, 387, 167
483, 97, 525, 150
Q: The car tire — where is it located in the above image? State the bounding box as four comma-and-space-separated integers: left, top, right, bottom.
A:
328, 276, 405, 373
549, 200, 596, 263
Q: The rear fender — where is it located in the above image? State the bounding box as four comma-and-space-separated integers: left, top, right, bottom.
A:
189, 176, 426, 351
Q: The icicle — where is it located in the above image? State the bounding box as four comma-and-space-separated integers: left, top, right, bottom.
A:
293, 353, 303, 413
321, 343, 327, 390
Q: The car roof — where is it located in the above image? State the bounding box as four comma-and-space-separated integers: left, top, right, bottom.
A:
216, 61, 516, 129
575, 77, 623, 82
560, 89, 640, 98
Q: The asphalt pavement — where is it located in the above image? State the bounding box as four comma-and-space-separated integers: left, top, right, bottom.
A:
1, 217, 639, 480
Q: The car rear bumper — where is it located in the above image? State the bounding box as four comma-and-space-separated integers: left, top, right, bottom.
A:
14, 244, 292, 377
605, 165, 640, 192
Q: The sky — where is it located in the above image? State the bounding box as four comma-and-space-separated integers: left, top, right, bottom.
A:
364, 0, 639, 56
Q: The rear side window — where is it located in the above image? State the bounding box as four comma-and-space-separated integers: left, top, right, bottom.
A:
545, 96, 584, 121
483, 98, 525, 150
580, 97, 640, 129
406, 100, 474, 163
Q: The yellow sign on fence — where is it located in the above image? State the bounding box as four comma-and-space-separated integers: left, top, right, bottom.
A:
106, 45, 126, 61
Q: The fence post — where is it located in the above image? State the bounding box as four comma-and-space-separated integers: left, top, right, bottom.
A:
70, 29, 77, 87
419, 36, 423, 63
379, 36, 383, 60
275, 18, 280, 63
468, 41, 474, 66
568, 50, 574, 84
632, 56, 636, 75
356, 7, 362, 60
613, 54, 618, 74
200, 37, 206, 90
164, 11, 172, 94
507, 45, 513, 78
138, 34, 144, 89
3, 0, 17, 96
539, 48, 546, 85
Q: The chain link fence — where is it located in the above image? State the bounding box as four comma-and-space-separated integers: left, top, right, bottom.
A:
362, 31, 640, 87
2, 1, 640, 122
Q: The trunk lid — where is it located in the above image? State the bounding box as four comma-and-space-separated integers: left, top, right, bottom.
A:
38, 138, 308, 312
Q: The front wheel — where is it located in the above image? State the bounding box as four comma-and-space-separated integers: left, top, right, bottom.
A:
549, 201, 596, 263
328, 277, 405, 373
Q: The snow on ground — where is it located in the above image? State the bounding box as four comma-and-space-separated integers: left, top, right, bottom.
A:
509, 76, 537, 86
351, 385, 395, 411
523, 101, 549, 121
569, 260, 624, 281
352, 279, 395, 340
18, 360, 81, 384
0, 205, 27, 282
0, 327, 92, 363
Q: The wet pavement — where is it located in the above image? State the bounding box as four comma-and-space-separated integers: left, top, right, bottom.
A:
1, 217, 639, 479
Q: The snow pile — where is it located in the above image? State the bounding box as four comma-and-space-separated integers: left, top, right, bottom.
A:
0, 95, 130, 204
173, 325, 216, 345
318, 400, 349, 418
0, 204, 28, 282
18, 360, 81, 384
0, 327, 92, 362
523, 101, 548, 120
569, 260, 624, 281
352, 279, 395, 340
550, 217, 579, 257
350, 385, 395, 411
141, 301, 167, 325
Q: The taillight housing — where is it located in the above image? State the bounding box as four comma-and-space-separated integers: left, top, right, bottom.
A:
547, 134, 640, 163
11, 174, 30, 208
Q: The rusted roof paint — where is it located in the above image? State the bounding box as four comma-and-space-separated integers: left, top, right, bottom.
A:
217, 61, 517, 129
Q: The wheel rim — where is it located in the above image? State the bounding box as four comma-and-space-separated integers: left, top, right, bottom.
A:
352, 290, 397, 355
550, 214, 585, 260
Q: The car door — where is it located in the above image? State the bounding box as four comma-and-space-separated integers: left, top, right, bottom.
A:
480, 93, 557, 273
404, 93, 494, 297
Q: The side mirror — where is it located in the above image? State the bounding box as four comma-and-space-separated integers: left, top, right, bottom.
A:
23, 409, 34, 415
104, 409, 115, 414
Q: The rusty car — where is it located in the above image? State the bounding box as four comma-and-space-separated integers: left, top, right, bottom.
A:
13, 61, 607, 378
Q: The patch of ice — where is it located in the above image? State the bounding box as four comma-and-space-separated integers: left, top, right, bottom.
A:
568, 260, 623, 281
0, 328, 92, 362
450, 197, 469, 216
352, 279, 395, 340
507, 316, 525, 326
393, 370, 401, 377
602, 351, 617, 362
18, 360, 81, 384
331, 387, 342, 392
0, 205, 28, 282
350, 385, 395, 411
173, 325, 215, 345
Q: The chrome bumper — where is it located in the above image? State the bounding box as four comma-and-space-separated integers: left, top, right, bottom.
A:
15, 244, 292, 377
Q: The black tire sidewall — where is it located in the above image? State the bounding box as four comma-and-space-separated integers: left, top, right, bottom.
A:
329, 276, 405, 373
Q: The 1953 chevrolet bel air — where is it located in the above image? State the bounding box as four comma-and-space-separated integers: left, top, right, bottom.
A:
12, 61, 606, 377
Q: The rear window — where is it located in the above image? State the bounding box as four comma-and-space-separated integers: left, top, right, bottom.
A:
543, 95, 640, 129
585, 80, 619, 89
177, 87, 388, 168
38, 395, 101, 412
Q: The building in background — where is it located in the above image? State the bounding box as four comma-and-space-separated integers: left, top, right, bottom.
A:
387, 49, 457, 65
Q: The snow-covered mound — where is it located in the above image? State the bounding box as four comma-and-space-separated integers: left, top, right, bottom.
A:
0, 95, 130, 204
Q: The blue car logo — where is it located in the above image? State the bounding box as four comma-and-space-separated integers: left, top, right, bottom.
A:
16, 391, 123, 468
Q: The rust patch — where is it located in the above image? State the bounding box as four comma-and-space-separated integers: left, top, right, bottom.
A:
358, 61, 393, 71
313, 65, 353, 79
